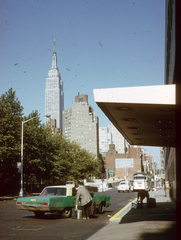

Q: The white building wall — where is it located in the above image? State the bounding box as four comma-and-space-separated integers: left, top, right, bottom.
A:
99, 127, 112, 153
63, 108, 72, 140
108, 124, 127, 154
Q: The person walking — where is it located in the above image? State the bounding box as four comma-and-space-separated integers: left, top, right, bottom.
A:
75, 184, 92, 220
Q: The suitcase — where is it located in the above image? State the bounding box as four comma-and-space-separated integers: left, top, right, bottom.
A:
137, 202, 143, 209
72, 209, 82, 219
147, 197, 156, 208
131, 202, 137, 209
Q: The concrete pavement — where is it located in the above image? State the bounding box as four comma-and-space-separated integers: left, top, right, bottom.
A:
87, 189, 176, 240
0, 189, 177, 239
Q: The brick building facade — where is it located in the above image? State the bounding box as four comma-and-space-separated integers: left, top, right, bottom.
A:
105, 145, 143, 180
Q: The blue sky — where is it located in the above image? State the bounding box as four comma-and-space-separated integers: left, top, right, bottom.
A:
0, 0, 165, 168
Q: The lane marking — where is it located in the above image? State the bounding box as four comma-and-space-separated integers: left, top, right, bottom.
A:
109, 198, 137, 221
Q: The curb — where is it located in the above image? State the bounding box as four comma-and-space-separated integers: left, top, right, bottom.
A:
109, 198, 137, 222
0, 197, 18, 201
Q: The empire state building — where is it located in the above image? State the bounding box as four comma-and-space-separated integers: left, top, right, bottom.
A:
45, 40, 64, 130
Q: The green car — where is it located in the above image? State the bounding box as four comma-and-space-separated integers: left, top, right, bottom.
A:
16, 185, 111, 218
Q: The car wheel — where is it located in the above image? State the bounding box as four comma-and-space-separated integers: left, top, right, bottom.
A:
118, 190, 120, 193
62, 208, 71, 218
34, 211, 44, 218
98, 203, 104, 214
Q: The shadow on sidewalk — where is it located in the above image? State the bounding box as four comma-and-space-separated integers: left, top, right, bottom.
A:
119, 201, 176, 240
138, 227, 176, 240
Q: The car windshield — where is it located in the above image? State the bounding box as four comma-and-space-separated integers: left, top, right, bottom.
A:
40, 187, 67, 196
133, 176, 146, 180
120, 182, 126, 185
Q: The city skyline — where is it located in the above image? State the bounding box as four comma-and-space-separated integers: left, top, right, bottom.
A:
0, 0, 165, 167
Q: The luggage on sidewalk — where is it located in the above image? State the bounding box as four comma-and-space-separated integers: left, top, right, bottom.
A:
137, 201, 143, 208
147, 197, 156, 208
131, 202, 137, 209
72, 209, 82, 219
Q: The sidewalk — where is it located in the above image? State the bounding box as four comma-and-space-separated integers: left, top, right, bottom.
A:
87, 189, 176, 240
0, 196, 18, 201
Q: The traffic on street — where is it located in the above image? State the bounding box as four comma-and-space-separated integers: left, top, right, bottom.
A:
0, 188, 137, 240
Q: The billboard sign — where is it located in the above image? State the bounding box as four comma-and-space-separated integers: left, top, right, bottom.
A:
115, 158, 133, 168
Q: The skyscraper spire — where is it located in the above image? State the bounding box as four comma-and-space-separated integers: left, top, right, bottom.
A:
46, 40, 64, 130
54, 38, 56, 52
52, 39, 57, 69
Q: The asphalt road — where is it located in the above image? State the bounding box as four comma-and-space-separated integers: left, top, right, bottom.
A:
0, 189, 137, 240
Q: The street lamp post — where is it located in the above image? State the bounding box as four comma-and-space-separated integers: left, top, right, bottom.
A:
19, 114, 50, 197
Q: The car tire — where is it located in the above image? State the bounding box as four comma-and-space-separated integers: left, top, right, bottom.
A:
34, 211, 44, 218
118, 190, 120, 193
98, 203, 104, 214
62, 208, 71, 218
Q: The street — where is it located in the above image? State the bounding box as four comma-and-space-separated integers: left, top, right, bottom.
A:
0, 189, 137, 240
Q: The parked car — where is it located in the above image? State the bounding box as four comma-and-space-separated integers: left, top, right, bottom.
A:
117, 181, 133, 193
16, 184, 111, 218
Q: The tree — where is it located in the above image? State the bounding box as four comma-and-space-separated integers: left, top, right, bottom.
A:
53, 138, 101, 184
0, 88, 23, 194
22, 111, 55, 188
0, 89, 101, 194
20, 110, 101, 190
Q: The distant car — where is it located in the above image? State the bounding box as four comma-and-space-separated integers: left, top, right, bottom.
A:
117, 181, 133, 193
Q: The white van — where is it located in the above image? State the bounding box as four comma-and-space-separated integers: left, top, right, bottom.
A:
117, 181, 133, 193
132, 172, 151, 191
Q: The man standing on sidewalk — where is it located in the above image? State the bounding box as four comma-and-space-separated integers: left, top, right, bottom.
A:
137, 190, 149, 208
75, 184, 92, 220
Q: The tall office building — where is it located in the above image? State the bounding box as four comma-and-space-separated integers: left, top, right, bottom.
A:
99, 124, 128, 154
99, 127, 112, 153
99, 125, 127, 154
63, 93, 99, 157
45, 40, 64, 130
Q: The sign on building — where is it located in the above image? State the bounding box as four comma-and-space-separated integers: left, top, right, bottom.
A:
143, 161, 147, 168
115, 158, 133, 168
108, 169, 115, 177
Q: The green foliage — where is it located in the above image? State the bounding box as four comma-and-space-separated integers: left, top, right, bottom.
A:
0, 88, 101, 194
0, 88, 23, 193
22, 111, 54, 185
52, 138, 101, 184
